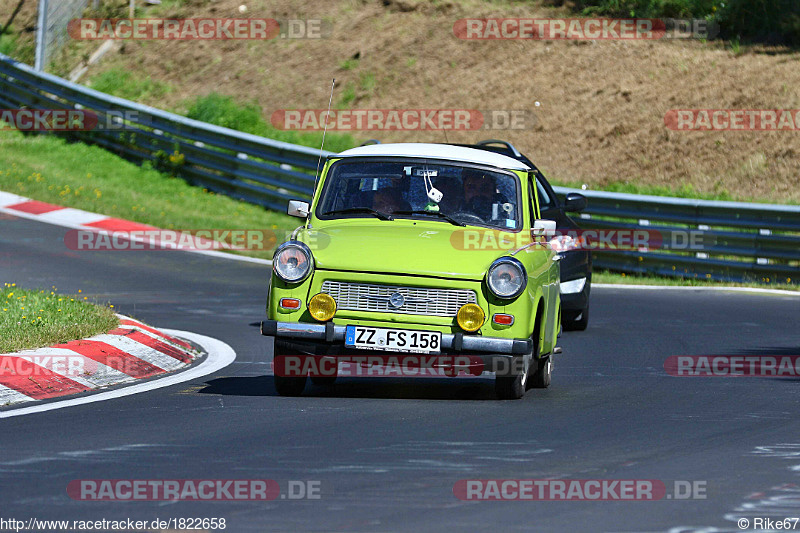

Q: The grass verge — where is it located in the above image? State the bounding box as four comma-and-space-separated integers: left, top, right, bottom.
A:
0, 283, 119, 353
593, 270, 800, 292
0, 129, 299, 259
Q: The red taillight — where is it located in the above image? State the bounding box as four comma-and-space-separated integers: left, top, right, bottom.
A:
492, 313, 514, 326
279, 298, 301, 309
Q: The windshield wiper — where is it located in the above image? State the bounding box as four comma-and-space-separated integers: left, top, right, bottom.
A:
392, 210, 466, 227
322, 207, 394, 220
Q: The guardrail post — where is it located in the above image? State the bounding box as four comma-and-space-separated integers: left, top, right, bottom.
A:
34, 0, 48, 71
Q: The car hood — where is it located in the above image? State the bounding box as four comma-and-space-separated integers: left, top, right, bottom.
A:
298, 222, 518, 281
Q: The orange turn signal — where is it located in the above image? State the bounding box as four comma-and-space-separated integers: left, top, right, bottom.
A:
492, 313, 515, 326
279, 298, 301, 309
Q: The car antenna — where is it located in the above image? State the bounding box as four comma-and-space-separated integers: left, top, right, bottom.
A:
312, 78, 336, 199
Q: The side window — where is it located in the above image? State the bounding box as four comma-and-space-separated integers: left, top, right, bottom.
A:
536, 179, 554, 209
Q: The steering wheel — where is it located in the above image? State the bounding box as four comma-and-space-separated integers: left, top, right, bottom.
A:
451, 211, 486, 225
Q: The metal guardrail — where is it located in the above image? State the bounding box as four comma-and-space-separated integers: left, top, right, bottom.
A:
551, 187, 800, 284
1, 52, 799, 284
0, 52, 326, 211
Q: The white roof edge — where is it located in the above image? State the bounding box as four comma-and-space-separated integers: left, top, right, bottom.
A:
336, 143, 530, 171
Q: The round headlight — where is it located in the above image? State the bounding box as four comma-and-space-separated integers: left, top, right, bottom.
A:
308, 293, 337, 322
486, 257, 527, 299
273, 241, 313, 283
457, 303, 485, 332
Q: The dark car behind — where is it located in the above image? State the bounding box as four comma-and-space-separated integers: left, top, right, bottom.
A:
450, 140, 592, 331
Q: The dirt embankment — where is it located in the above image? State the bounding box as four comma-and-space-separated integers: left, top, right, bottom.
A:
2, 0, 799, 203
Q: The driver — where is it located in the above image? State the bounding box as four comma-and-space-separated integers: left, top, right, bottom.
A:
462, 172, 498, 219
433, 178, 463, 212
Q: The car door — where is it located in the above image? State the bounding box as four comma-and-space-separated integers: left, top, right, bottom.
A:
528, 172, 559, 355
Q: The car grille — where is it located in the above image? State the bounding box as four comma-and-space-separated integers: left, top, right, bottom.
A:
321, 280, 477, 317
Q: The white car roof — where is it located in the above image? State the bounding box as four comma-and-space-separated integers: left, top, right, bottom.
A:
337, 143, 531, 171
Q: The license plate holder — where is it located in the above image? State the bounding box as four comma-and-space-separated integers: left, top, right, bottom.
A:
344, 325, 442, 354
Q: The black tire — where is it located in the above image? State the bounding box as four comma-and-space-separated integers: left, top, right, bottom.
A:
274, 374, 307, 396
273, 352, 307, 396
563, 306, 589, 331
495, 355, 529, 400
310, 375, 337, 386
529, 355, 552, 389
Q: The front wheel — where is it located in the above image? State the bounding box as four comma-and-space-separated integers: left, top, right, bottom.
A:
310, 375, 337, 386
528, 355, 552, 389
274, 374, 307, 396
563, 306, 589, 331
273, 352, 307, 396
495, 355, 529, 400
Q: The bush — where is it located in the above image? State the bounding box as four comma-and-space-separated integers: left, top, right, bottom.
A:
185, 92, 264, 134
569, 0, 799, 45
185, 93, 358, 154
716, 0, 800, 46
88, 68, 172, 101
574, 0, 719, 18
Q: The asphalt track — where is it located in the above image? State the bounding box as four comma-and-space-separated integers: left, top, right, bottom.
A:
1, 214, 799, 532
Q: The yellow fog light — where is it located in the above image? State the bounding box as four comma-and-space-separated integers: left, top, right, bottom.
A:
308, 293, 337, 322
457, 304, 485, 332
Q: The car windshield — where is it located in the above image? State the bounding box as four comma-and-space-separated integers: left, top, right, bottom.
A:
317, 160, 522, 230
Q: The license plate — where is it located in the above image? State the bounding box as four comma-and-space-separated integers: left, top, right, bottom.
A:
345, 326, 441, 354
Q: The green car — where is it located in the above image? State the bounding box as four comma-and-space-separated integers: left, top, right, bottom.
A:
261, 143, 561, 399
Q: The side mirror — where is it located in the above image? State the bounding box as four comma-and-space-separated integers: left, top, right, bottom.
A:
563, 192, 587, 212
287, 200, 310, 218
531, 219, 557, 239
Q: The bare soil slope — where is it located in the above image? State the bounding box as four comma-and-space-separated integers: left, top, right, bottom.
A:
3, 0, 799, 202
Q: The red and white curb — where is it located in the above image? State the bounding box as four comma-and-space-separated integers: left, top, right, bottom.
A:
0, 315, 202, 409
0, 190, 271, 265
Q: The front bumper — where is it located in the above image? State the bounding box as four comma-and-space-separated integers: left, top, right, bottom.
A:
261, 320, 532, 355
